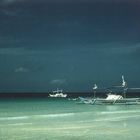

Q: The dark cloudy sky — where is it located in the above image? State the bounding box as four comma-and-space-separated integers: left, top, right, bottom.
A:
0, 0, 140, 92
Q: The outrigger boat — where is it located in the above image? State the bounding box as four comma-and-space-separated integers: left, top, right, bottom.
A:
76, 84, 98, 104
77, 75, 140, 105
49, 88, 67, 98
91, 92, 140, 105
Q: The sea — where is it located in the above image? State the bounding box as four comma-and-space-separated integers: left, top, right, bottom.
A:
0, 93, 140, 140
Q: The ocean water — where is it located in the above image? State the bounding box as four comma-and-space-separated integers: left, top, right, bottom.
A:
0, 98, 140, 140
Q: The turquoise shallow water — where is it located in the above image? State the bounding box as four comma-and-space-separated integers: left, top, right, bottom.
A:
0, 98, 140, 140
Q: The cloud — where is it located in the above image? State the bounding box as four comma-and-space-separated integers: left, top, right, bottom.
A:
0, 47, 26, 55
0, 0, 139, 5
0, 0, 26, 16
0, 0, 24, 5
0, 0, 137, 5
93, 42, 140, 55
14, 67, 29, 73
50, 79, 66, 85
1, 8, 18, 16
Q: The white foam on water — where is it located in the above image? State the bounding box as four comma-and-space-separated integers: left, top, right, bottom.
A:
0, 113, 75, 121
100, 110, 140, 115
0, 116, 29, 121
94, 114, 140, 122
7, 123, 32, 126
35, 113, 75, 118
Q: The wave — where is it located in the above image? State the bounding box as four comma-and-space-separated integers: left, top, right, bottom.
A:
100, 110, 140, 115
95, 114, 140, 122
0, 113, 75, 121
36, 113, 75, 118
0, 116, 29, 121
7, 123, 32, 126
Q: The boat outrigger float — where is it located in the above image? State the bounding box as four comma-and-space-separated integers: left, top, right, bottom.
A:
77, 75, 140, 105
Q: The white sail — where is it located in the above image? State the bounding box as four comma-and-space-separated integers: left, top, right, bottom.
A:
122, 75, 127, 87
93, 84, 97, 90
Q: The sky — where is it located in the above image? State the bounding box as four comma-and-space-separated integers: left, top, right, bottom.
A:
0, 0, 140, 92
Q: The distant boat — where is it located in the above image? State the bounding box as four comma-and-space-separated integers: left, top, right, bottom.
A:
49, 88, 67, 98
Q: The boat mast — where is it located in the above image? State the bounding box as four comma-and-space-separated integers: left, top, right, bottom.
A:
93, 84, 97, 98
122, 75, 128, 98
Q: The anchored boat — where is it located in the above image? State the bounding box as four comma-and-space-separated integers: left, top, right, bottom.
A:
49, 88, 67, 98
77, 75, 140, 105
91, 93, 140, 105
